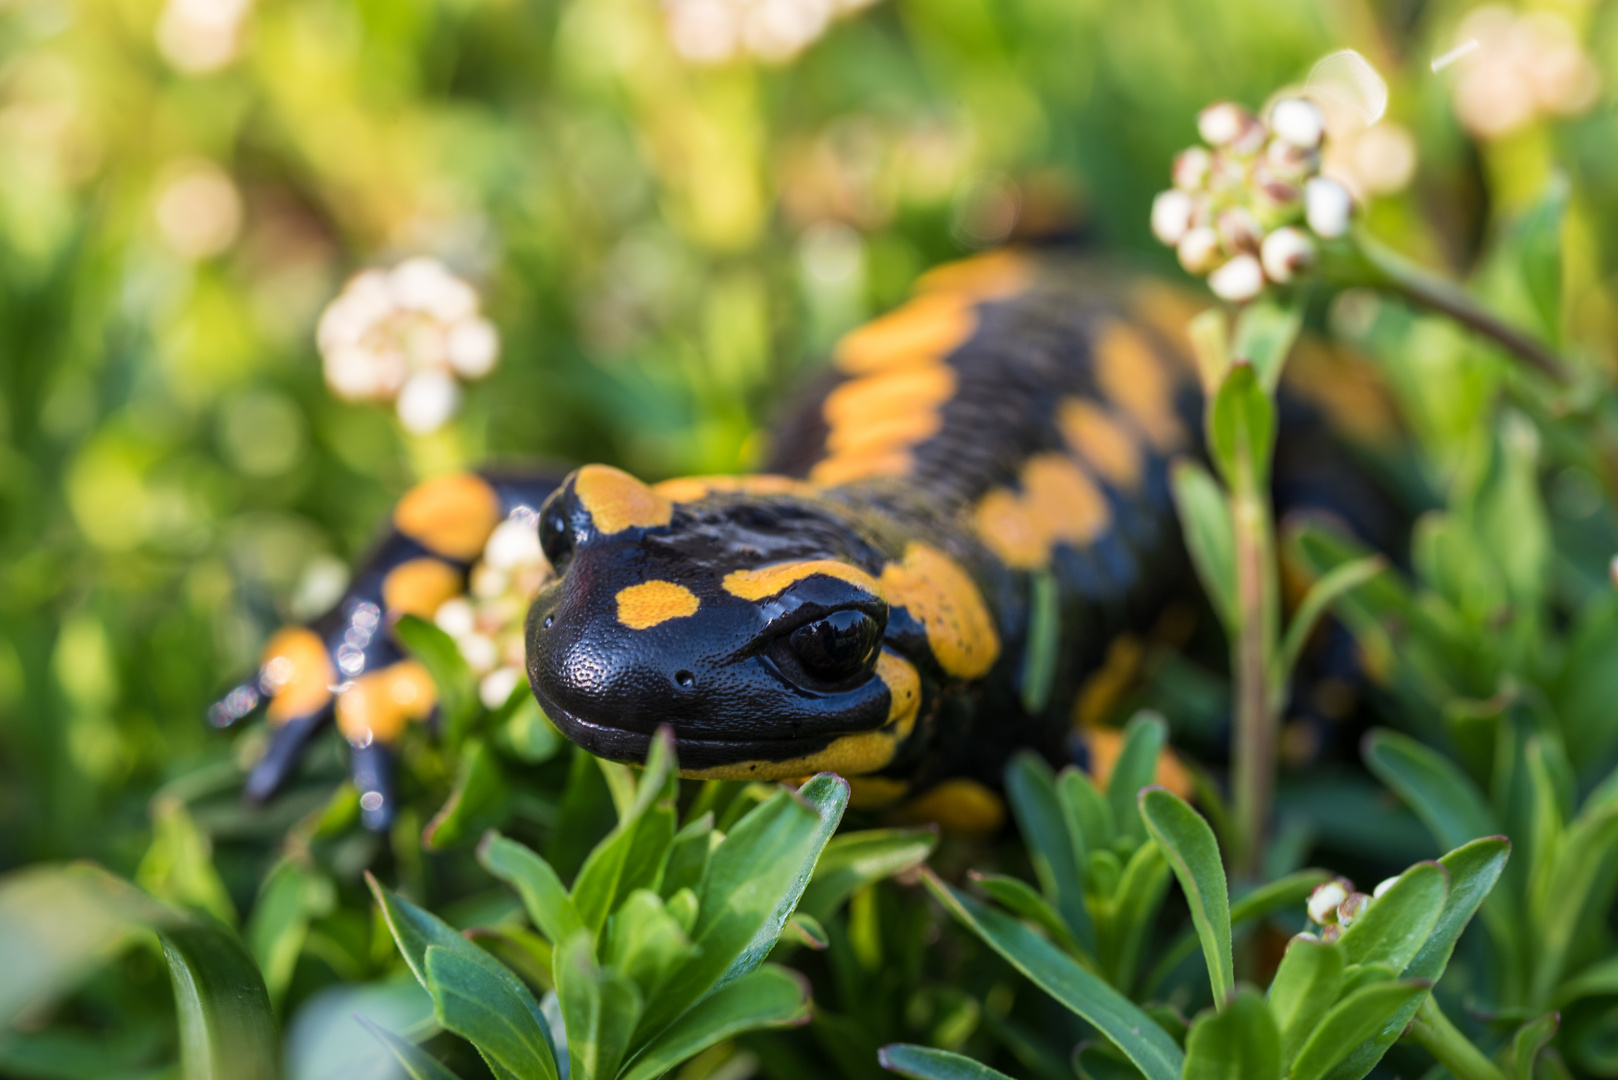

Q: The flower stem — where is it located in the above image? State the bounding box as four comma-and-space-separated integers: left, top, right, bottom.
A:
1230, 453, 1277, 879
1409, 997, 1509, 1080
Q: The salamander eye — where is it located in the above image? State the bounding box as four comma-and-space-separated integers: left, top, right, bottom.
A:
788, 610, 881, 682
539, 506, 573, 571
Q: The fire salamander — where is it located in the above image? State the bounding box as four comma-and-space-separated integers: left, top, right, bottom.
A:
213, 250, 1396, 831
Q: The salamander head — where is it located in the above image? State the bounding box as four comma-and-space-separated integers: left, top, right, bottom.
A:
524, 465, 927, 779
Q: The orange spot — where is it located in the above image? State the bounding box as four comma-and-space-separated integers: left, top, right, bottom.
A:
1073, 635, 1144, 729
394, 474, 502, 561
382, 558, 464, 619
876, 649, 922, 734
834, 291, 978, 375
809, 450, 914, 487
1128, 282, 1203, 374
914, 250, 1035, 300
1058, 398, 1144, 490
1021, 453, 1110, 547
652, 474, 813, 502
615, 580, 700, 630
823, 365, 958, 429
880, 543, 1000, 680
973, 487, 1049, 570
1084, 727, 1194, 799
574, 464, 673, 534
1094, 321, 1185, 452
260, 627, 336, 725
722, 560, 883, 602
889, 777, 1006, 836
825, 410, 945, 457
335, 661, 436, 746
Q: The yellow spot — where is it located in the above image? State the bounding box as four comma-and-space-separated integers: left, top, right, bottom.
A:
890, 778, 1006, 836
973, 487, 1048, 570
834, 291, 978, 375
574, 464, 673, 534
847, 776, 911, 809
1021, 453, 1110, 548
880, 543, 1000, 680
1094, 321, 1185, 452
394, 473, 502, 561
1128, 281, 1203, 374
615, 580, 700, 630
1083, 727, 1193, 800
1058, 398, 1144, 490
876, 649, 922, 734
1073, 635, 1144, 729
382, 558, 464, 619
260, 627, 335, 725
652, 474, 813, 503
823, 365, 958, 429
914, 250, 1035, 300
335, 661, 436, 746
809, 449, 914, 487
722, 560, 883, 602
826, 410, 945, 457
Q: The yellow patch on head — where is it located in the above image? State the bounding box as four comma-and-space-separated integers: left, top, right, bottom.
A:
722, 560, 883, 602
574, 464, 673, 534
335, 660, 436, 746
394, 473, 502, 561
880, 543, 1000, 680
260, 627, 336, 724
1094, 321, 1185, 452
382, 558, 464, 619
615, 580, 700, 630
1021, 453, 1110, 548
1058, 398, 1144, 490
973, 487, 1049, 570
1083, 727, 1193, 800
834, 291, 978, 375
889, 777, 1006, 836
913, 250, 1035, 301
652, 474, 813, 503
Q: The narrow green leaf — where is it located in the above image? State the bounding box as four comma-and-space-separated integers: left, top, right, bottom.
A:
477, 831, 584, 948
879, 1044, 1018, 1080
492, 694, 563, 764
1020, 569, 1060, 714
782, 911, 830, 950
1108, 713, 1168, 846
619, 964, 810, 1080
1510, 1012, 1559, 1080
571, 800, 676, 935
1006, 751, 1095, 953
1172, 459, 1238, 629
604, 889, 695, 998
1233, 296, 1303, 393
1362, 730, 1499, 853
1530, 806, 1618, 1008
1514, 172, 1568, 341
423, 740, 511, 851
1268, 938, 1344, 1069
137, 796, 237, 927
659, 812, 715, 900
1279, 557, 1386, 679
1058, 766, 1115, 854
395, 614, 478, 747
159, 923, 280, 1080
426, 945, 560, 1080
1287, 980, 1429, 1080
1208, 362, 1276, 490
1554, 954, 1618, 1006
923, 870, 1184, 1080
969, 872, 1080, 955
1336, 861, 1447, 971
355, 1014, 468, 1080
247, 859, 332, 1008
1187, 305, 1232, 395
1183, 987, 1280, 1080
1146, 870, 1330, 995
1140, 787, 1232, 1006
553, 931, 642, 1080
1106, 839, 1172, 994
798, 826, 937, 924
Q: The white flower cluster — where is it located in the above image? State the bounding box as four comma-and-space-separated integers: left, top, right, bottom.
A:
1291, 874, 1398, 946
432, 509, 554, 711
157, 0, 252, 74
316, 258, 500, 435
663, 0, 880, 65
1448, 6, 1602, 140
1151, 99, 1355, 303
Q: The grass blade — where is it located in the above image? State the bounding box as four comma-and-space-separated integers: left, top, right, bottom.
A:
159, 923, 280, 1080
1140, 787, 1232, 1005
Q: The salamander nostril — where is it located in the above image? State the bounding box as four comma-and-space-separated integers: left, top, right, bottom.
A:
674, 670, 695, 689
543, 615, 554, 629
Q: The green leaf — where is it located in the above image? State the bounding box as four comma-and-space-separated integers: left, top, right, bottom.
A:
1172, 459, 1238, 629
246, 859, 332, 1007
1278, 557, 1386, 680
137, 796, 237, 927
355, 1014, 468, 1080
1188, 305, 1233, 395
1058, 766, 1115, 855
1108, 712, 1168, 846
1510, 1012, 1559, 1080
424, 739, 512, 851
1139, 788, 1232, 1006
572, 728, 681, 933
478, 831, 584, 948
1106, 839, 1173, 993
1146, 870, 1330, 995
1554, 954, 1618, 1006
969, 872, 1080, 955
1514, 172, 1569, 341
1006, 751, 1095, 954
619, 964, 811, 1080
395, 614, 479, 747
1268, 938, 1344, 1069
554, 931, 643, 1080
1335, 861, 1447, 971
1530, 805, 1618, 1008
159, 923, 280, 1080
426, 945, 560, 1080
782, 911, 830, 950
604, 889, 696, 998
659, 812, 716, 900
798, 826, 939, 924
879, 1044, 1019, 1080
1208, 362, 1275, 491
1362, 730, 1499, 852
494, 695, 563, 765
1020, 569, 1060, 714
1287, 980, 1430, 1080
923, 871, 1184, 1080
1183, 987, 1280, 1080
1232, 296, 1303, 393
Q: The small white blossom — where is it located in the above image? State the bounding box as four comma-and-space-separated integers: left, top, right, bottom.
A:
1198, 102, 1265, 154
1260, 226, 1317, 283
1305, 177, 1354, 238
434, 597, 476, 639
1173, 147, 1213, 192
396, 370, 462, 435
1373, 876, 1399, 899
1177, 226, 1221, 274
1270, 98, 1326, 150
1208, 255, 1265, 302
1151, 190, 1196, 246
1337, 892, 1370, 926
480, 666, 525, 710
484, 517, 545, 572
433, 508, 554, 687
1308, 879, 1351, 925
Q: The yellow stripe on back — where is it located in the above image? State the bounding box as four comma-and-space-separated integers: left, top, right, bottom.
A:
1094, 321, 1185, 452
1058, 398, 1144, 490
335, 661, 436, 746
833, 291, 977, 375
260, 626, 336, 724
722, 559, 883, 602
652, 474, 814, 503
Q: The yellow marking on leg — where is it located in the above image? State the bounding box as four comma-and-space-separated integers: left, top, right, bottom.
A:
809, 449, 914, 487
1073, 634, 1144, 729
973, 487, 1049, 570
1082, 727, 1193, 799
1021, 453, 1110, 547
1058, 398, 1144, 490
394, 473, 502, 561
914, 250, 1035, 300
880, 543, 1000, 680
382, 558, 464, 619
723, 560, 883, 602
260, 627, 337, 724
1094, 321, 1185, 452
652, 474, 814, 503
834, 291, 977, 375
335, 660, 436, 746
615, 580, 700, 630
889, 778, 1006, 836
574, 464, 673, 534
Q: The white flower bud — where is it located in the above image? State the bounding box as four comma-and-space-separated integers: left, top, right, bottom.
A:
1305, 177, 1354, 239
1198, 102, 1263, 153
1177, 226, 1221, 274
1287, 931, 1321, 951
1337, 892, 1370, 926
1373, 876, 1399, 899
434, 597, 476, 639
1151, 190, 1196, 246
1320, 923, 1342, 943
1270, 98, 1326, 150
1208, 254, 1265, 302
1260, 226, 1317, 283
479, 665, 524, 709
1173, 147, 1213, 191
457, 632, 499, 673
484, 516, 544, 571
447, 317, 501, 379
1307, 879, 1350, 925
1216, 207, 1263, 254
395, 369, 462, 434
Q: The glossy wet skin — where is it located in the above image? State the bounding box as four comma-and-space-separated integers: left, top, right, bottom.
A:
525, 465, 926, 777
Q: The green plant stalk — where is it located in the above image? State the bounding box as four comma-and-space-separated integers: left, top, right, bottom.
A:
1230, 449, 1279, 880
1408, 996, 1509, 1080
